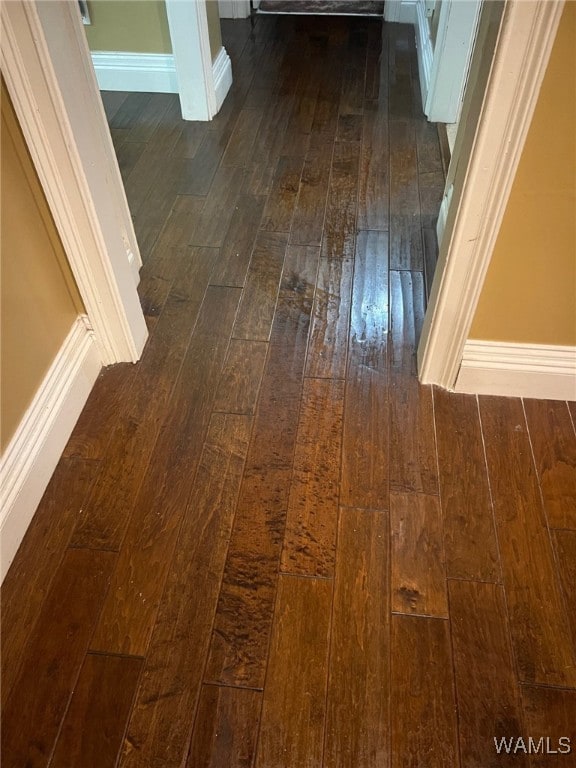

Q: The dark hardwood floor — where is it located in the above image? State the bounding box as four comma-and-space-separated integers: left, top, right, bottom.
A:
2, 13, 576, 768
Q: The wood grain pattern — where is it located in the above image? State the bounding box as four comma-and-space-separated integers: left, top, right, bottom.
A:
341, 366, 388, 511
254, 575, 332, 768
89, 289, 241, 656
305, 257, 353, 379
1, 550, 115, 768
120, 414, 251, 768
50, 653, 143, 768
280, 244, 320, 303
209, 192, 266, 288
390, 492, 448, 617
214, 338, 268, 415
434, 388, 501, 581
348, 230, 389, 373
479, 396, 576, 687
391, 614, 459, 768
324, 508, 390, 768
0, 457, 100, 707
521, 685, 576, 766
523, 398, 576, 530
358, 103, 389, 231
186, 685, 262, 768
320, 140, 360, 262
280, 377, 345, 577
290, 140, 333, 246
260, 154, 304, 233
389, 119, 422, 270
221, 108, 263, 167
553, 529, 576, 646
389, 269, 425, 375
233, 231, 288, 341
71, 250, 219, 551
188, 165, 246, 248
449, 580, 527, 768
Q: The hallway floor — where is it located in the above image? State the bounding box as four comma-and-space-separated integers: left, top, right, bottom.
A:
2, 13, 576, 768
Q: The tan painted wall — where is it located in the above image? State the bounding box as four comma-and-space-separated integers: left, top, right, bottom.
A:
470, 2, 576, 346
1, 83, 83, 451
85, 0, 172, 53
206, 0, 223, 60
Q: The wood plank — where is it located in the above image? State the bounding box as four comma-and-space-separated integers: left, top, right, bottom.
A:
205, 295, 311, 688
115, 140, 147, 181
280, 244, 319, 303
119, 414, 251, 768
337, 113, 363, 143
214, 338, 268, 415
260, 154, 304, 233
246, 94, 297, 196
100, 90, 128, 122
391, 614, 459, 768
348, 230, 389, 373
388, 272, 437, 495
521, 686, 576, 766
419, 169, 444, 229
389, 119, 423, 270
180, 130, 233, 196
110, 92, 152, 130
50, 654, 143, 768
63, 363, 136, 459
71, 250, 219, 551
89, 289, 241, 656
221, 108, 263, 167
0, 458, 100, 707
324, 508, 390, 768
524, 399, 576, 530
434, 388, 501, 581
341, 366, 388, 511
146, 195, 206, 259
233, 231, 288, 341
186, 685, 261, 768
289, 140, 333, 247
358, 104, 390, 231
189, 166, 246, 248
416, 117, 443, 176
388, 25, 413, 120
254, 575, 331, 768
339, 62, 366, 116
1, 549, 115, 768
390, 492, 448, 617
449, 580, 527, 768
280, 377, 345, 577
320, 140, 360, 262
552, 529, 576, 646
389, 269, 425, 375
479, 396, 576, 687
125, 92, 173, 144
171, 120, 209, 159
389, 378, 438, 495
423, 225, 438, 302
203, 466, 293, 689
305, 257, 353, 379
209, 192, 266, 287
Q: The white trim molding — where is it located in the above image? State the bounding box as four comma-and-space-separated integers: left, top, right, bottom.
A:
218, 0, 251, 19
213, 46, 233, 112
384, 0, 417, 24
418, 0, 565, 390
0, 318, 102, 582
1, 0, 148, 365
455, 341, 576, 401
414, 0, 433, 107
91, 52, 178, 93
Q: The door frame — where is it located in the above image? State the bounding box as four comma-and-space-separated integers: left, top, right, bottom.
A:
1, 0, 148, 365
417, 0, 565, 388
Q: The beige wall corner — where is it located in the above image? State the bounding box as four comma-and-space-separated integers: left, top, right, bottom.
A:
1, 81, 83, 450
84, 0, 172, 53
470, 1, 576, 347
206, 0, 223, 60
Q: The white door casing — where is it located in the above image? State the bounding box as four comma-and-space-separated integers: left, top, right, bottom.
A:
418, 0, 566, 388
1, 0, 148, 365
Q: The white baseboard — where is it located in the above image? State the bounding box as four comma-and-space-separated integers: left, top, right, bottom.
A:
0, 317, 102, 581
91, 52, 178, 93
455, 340, 576, 401
213, 47, 233, 112
218, 0, 251, 19
384, 0, 417, 24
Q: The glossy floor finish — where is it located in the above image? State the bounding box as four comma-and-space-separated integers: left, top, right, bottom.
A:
2, 14, 576, 768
